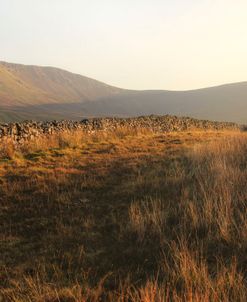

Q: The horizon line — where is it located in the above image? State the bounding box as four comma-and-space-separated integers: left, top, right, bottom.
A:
1, 59, 247, 93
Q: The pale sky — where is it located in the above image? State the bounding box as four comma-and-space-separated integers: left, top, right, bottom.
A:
1, 0, 247, 90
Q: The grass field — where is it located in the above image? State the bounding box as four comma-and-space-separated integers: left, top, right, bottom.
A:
1, 128, 247, 301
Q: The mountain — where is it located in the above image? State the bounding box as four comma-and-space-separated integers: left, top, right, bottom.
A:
0, 61, 122, 107
1, 61, 247, 123
80, 83, 247, 123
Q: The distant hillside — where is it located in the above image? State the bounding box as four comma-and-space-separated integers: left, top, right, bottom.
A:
1, 61, 247, 123
0, 61, 122, 107
80, 83, 247, 123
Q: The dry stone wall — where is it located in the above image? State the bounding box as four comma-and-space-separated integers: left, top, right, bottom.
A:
0, 115, 239, 144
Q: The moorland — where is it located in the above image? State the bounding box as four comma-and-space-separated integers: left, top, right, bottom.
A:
1, 125, 247, 301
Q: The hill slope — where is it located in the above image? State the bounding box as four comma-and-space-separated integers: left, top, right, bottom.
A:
81, 83, 247, 123
0, 61, 122, 107
1, 61, 247, 123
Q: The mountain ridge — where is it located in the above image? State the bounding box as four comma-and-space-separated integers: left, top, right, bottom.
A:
0, 61, 123, 107
1, 61, 247, 123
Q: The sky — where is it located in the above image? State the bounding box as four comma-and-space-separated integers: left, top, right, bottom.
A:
1, 0, 247, 90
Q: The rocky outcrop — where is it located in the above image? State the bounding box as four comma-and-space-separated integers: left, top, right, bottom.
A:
0, 115, 239, 144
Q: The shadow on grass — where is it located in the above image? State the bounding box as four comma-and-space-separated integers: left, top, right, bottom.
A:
1, 149, 247, 294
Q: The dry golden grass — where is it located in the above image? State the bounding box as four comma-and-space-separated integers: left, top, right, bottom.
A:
0, 138, 16, 160
1, 128, 247, 301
